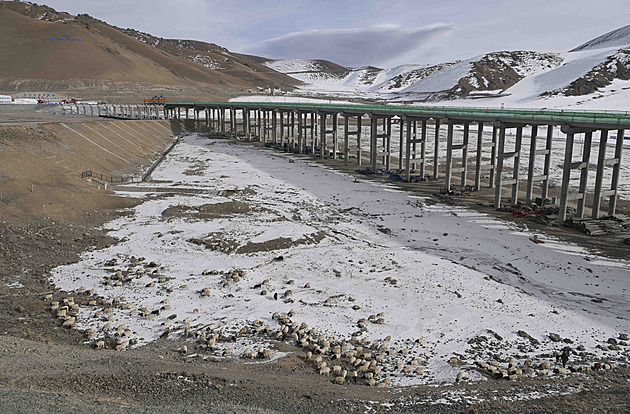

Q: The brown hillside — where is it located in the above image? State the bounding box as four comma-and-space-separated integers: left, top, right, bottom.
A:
0, 2, 296, 101
122, 30, 300, 87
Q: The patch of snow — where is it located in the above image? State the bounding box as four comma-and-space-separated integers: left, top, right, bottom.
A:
51, 135, 630, 386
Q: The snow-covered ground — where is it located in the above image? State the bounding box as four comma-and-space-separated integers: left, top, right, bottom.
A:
225, 103, 630, 202
51, 135, 629, 386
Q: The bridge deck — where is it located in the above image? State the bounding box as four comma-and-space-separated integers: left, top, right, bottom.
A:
165, 101, 630, 129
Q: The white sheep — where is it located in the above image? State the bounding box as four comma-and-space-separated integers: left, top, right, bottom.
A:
62, 318, 76, 328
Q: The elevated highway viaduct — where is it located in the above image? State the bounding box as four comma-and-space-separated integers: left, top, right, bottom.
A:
165, 102, 629, 225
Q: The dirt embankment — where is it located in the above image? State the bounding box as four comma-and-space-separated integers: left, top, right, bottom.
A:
0, 113, 185, 343
0, 117, 185, 224
0, 115, 185, 344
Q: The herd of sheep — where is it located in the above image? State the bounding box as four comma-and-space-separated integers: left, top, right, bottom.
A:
43, 255, 624, 388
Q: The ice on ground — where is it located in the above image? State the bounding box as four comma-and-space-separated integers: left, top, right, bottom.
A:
51, 135, 630, 385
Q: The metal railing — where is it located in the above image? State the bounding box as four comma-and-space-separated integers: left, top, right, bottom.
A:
165, 101, 630, 127
81, 170, 140, 183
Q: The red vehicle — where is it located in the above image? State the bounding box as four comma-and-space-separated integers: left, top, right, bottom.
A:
144, 96, 168, 104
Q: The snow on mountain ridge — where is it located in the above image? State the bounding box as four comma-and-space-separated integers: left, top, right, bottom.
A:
544, 47, 630, 97
571, 24, 630, 52
264, 51, 564, 100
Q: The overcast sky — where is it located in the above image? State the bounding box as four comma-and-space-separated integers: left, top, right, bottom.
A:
42, 0, 629, 67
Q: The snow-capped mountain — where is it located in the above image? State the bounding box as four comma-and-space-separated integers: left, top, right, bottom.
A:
259, 24, 630, 110
262, 51, 564, 101
571, 24, 630, 52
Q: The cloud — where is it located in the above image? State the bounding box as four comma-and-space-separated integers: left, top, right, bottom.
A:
248, 24, 455, 67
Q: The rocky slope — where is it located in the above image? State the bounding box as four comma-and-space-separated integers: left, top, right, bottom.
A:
545, 48, 630, 96
0, 1, 296, 99
120, 29, 297, 88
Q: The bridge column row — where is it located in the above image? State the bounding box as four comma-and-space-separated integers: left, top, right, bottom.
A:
170, 105, 627, 223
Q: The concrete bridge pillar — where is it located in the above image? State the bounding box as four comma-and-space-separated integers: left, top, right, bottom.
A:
576, 130, 593, 218
297, 112, 304, 152
311, 112, 317, 151
383, 117, 392, 170
404, 119, 427, 182
493, 123, 523, 207
272, 110, 278, 143
446, 121, 471, 191
489, 126, 498, 189
461, 122, 470, 187
525, 125, 539, 205
398, 118, 404, 170
513, 126, 523, 204
280, 111, 285, 149
433, 119, 442, 179
356, 115, 362, 166
262, 111, 268, 143
290, 111, 295, 145
370, 115, 378, 170
558, 130, 576, 225
256, 110, 262, 140
445, 120, 455, 190
319, 112, 327, 158
474, 122, 485, 190
556, 125, 614, 224
419, 120, 426, 178
405, 118, 412, 182
331, 113, 338, 159
592, 129, 625, 218
608, 129, 625, 216
244, 108, 251, 140
343, 113, 349, 165
494, 123, 507, 208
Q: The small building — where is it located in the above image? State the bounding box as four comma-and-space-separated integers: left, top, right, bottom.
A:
0, 95, 12, 104
13, 98, 38, 105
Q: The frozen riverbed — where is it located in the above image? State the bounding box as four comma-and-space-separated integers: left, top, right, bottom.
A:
51, 135, 629, 385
